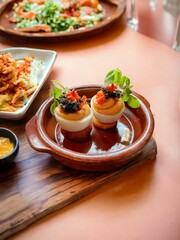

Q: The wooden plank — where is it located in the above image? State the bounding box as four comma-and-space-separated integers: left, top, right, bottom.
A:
0, 137, 157, 240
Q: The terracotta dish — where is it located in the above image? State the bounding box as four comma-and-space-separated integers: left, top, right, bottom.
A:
0, 0, 126, 43
26, 85, 155, 171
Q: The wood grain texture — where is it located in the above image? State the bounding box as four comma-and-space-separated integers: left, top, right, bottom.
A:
0, 120, 157, 240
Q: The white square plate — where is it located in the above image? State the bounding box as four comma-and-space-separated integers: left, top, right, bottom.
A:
0, 47, 57, 120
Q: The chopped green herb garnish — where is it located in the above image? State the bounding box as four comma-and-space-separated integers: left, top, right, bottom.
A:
104, 68, 140, 108
50, 80, 68, 115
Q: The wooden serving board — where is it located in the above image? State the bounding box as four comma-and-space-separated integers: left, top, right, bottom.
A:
0, 137, 157, 240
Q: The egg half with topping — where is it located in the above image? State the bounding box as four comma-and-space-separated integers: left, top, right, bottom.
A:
51, 86, 93, 141
91, 83, 125, 129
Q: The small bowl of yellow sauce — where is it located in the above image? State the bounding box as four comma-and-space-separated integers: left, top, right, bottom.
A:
0, 128, 19, 167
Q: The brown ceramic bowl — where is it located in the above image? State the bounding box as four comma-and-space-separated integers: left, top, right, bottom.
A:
26, 85, 155, 172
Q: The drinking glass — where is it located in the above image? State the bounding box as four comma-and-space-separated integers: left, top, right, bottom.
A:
163, 0, 180, 51
127, 0, 139, 30
149, 0, 156, 10
172, 15, 180, 52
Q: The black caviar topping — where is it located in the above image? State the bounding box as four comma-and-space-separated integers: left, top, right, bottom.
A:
101, 87, 120, 99
58, 92, 83, 113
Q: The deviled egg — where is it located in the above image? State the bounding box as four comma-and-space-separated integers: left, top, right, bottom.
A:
51, 82, 93, 141
91, 68, 140, 129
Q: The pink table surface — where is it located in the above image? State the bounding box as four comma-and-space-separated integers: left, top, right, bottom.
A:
137, 0, 179, 47
0, 13, 180, 240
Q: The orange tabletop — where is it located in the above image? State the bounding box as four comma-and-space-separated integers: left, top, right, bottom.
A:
0, 7, 180, 240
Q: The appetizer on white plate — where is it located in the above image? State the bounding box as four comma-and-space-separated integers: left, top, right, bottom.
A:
0, 53, 42, 112
0, 47, 57, 120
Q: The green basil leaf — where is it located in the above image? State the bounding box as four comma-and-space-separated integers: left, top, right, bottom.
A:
50, 99, 58, 115
50, 81, 68, 116
123, 87, 132, 95
121, 93, 129, 102
114, 69, 122, 85
103, 68, 141, 108
104, 69, 115, 85
53, 88, 62, 99
127, 95, 141, 108
120, 76, 129, 88
104, 69, 122, 86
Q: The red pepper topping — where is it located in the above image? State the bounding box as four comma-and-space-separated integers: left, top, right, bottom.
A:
96, 90, 106, 104
66, 89, 80, 101
81, 95, 87, 104
80, 95, 87, 108
106, 83, 117, 92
